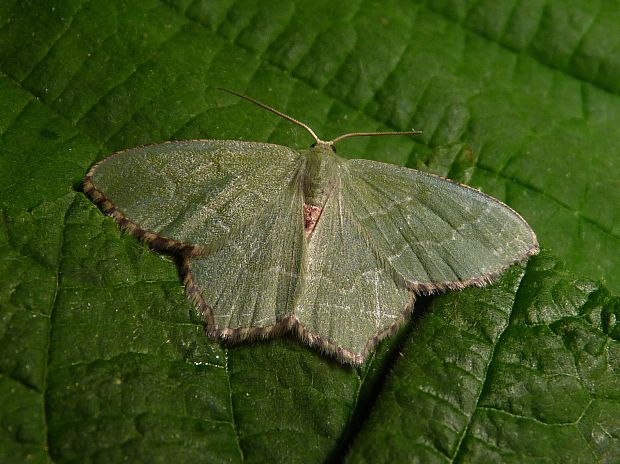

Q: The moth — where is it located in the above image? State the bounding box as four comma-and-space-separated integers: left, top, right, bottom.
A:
84, 90, 538, 365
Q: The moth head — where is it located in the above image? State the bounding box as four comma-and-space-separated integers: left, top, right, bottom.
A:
310, 141, 337, 153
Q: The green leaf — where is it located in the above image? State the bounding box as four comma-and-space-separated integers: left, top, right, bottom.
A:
0, 1, 618, 462
345, 252, 620, 463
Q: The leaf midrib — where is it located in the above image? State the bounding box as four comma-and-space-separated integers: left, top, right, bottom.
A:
449, 263, 528, 463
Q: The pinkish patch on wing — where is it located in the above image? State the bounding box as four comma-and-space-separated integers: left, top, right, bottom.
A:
303, 204, 322, 237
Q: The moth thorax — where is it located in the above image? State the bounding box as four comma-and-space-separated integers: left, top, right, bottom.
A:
301, 144, 340, 209
300, 144, 340, 237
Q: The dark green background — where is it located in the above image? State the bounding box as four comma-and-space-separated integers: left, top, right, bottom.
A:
1, 1, 618, 462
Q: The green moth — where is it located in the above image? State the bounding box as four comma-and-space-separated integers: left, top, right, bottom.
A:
84, 90, 538, 365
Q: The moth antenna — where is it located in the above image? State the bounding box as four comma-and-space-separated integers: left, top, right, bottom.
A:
330, 129, 422, 145
218, 88, 321, 143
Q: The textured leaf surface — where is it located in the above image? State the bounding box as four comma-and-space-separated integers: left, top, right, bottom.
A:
1, 1, 619, 462
345, 253, 620, 463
